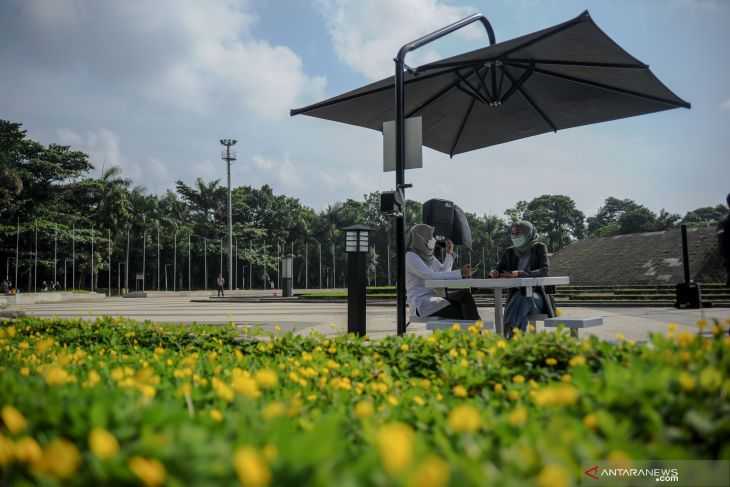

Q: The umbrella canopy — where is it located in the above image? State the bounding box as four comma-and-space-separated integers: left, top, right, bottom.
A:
291, 11, 689, 157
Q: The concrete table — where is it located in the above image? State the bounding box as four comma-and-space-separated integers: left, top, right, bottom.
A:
424, 277, 570, 336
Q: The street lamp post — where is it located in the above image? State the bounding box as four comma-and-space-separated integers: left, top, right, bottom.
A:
220, 138, 237, 291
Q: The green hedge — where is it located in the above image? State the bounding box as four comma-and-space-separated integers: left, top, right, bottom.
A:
0, 317, 728, 486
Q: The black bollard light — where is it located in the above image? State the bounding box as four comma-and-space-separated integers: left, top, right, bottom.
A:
343, 224, 372, 336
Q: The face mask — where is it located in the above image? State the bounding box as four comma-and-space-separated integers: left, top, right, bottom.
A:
511, 235, 527, 248
426, 238, 436, 250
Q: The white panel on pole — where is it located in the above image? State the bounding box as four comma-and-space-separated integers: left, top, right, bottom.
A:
383, 116, 423, 172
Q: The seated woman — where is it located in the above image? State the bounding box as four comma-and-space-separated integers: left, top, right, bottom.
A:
406, 224, 481, 322
489, 220, 555, 338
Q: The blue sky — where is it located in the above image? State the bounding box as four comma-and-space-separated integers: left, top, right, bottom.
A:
1, 0, 728, 219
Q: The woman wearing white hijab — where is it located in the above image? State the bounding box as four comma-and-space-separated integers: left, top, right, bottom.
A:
406, 224, 480, 321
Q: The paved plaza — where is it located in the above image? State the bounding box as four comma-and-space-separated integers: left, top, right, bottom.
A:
9, 293, 729, 341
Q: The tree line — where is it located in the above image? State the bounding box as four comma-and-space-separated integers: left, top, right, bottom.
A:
1, 120, 726, 291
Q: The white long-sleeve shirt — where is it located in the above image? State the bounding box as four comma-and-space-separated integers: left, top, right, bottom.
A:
406, 251, 461, 318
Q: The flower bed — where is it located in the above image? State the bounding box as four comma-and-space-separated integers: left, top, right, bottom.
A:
0, 318, 728, 486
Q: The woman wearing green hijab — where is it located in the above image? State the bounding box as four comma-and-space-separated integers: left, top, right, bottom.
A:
406, 224, 481, 322
488, 220, 556, 338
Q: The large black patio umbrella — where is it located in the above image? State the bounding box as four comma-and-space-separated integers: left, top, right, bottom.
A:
291, 11, 689, 335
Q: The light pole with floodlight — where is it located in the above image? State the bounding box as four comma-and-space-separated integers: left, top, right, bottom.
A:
220, 138, 237, 291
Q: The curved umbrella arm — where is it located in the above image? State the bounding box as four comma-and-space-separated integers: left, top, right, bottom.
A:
399, 13, 496, 71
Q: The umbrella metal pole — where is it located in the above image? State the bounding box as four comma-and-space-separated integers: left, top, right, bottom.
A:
394, 13, 495, 336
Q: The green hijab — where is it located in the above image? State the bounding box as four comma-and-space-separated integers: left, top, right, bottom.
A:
511, 220, 537, 257
407, 224, 435, 264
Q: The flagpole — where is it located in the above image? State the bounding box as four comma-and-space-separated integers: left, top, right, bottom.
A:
108, 229, 111, 296
15, 217, 19, 291
91, 225, 94, 292
34, 221, 37, 292
72, 224, 75, 290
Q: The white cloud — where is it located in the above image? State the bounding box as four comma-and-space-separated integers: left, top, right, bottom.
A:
721, 98, 730, 111
57, 128, 122, 171
251, 155, 304, 190
316, 0, 479, 80
7, 0, 325, 119
253, 156, 275, 170
57, 128, 169, 191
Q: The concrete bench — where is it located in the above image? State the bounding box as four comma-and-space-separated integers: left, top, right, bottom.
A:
527, 314, 548, 333
408, 315, 494, 332
543, 317, 604, 338
425, 319, 494, 331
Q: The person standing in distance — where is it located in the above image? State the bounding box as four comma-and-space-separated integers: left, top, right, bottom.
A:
216, 273, 225, 297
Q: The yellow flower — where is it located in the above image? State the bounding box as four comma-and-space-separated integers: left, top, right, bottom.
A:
262, 402, 286, 421
555, 308, 563, 317
537, 464, 570, 487
400, 343, 410, 352
0, 433, 13, 466
545, 357, 557, 366
212, 377, 236, 402
696, 319, 708, 331
513, 375, 525, 384
413, 395, 426, 406
35, 337, 53, 354
494, 383, 504, 394
509, 406, 528, 426
497, 340, 507, 349
14, 436, 42, 464
140, 385, 156, 399
210, 409, 224, 422
89, 427, 119, 460
699, 367, 722, 391
408, 455, 450, 487
676, 331, 695, 347
254, 369, 278, 389
532, 384, 579, 407
20, 367, 30, 376
508, 390, 520, 401
452, 385, 467, 398
34, 438, 81, 480
561, 374, 572, 383
569, 355, 586, 367
44, 367, 73, 386
177, 383, 192, 397
583, 414, 598, 430
447, 404, 481, 433
1, 405, 27, 434
129, 456, 167, 487
83, 370, 101, 388
355, 400, 374, 419
376, 422, 414, 475
232, 375, 261, 399
387, 395, 400, 406
678, 372, 695, 391
234, 447, 271, 487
